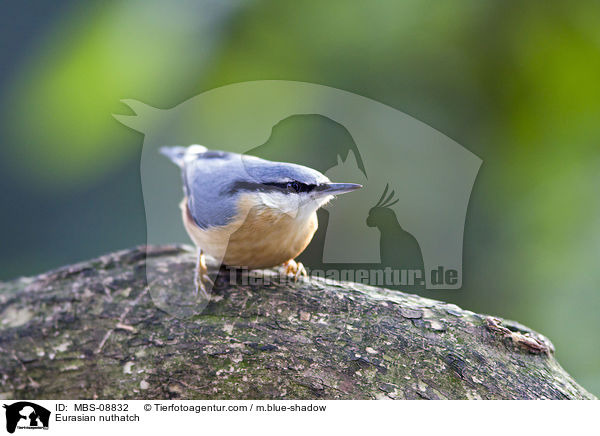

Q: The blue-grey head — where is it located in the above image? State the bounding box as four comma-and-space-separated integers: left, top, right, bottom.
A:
236, 153, 362, 219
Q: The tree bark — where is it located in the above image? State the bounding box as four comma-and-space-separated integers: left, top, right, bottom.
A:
0, 245, 595, 400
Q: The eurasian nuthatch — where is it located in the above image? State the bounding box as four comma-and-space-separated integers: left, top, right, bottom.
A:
161, 144, 362, 295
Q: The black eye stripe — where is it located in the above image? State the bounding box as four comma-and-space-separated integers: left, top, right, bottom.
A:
265, 181, 315, 193
227, 180, 316, 194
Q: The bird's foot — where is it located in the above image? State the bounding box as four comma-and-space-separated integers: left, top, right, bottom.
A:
194, 250, 213, 299
282, 259, 307, 282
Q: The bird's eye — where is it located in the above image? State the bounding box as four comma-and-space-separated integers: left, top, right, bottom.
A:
287, 181, 301, 192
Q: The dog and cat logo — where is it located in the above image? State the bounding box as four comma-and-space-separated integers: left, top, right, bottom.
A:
115, 80, 481, 317
116, 81, 481, 292
2, 402, 50, 433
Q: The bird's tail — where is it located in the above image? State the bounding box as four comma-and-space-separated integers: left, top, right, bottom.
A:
160, 145, 207, 167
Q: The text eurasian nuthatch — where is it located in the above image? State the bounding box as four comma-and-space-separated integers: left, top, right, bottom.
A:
161, 145, 362, 295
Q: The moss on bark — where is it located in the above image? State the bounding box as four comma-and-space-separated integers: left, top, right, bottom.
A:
0, 246, 595, 400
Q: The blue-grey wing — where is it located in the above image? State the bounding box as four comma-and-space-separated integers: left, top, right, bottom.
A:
162, 145, 310, 230
181, 150, 245, 230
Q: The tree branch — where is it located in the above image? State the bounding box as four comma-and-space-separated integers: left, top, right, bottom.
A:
0, 246, 594, 400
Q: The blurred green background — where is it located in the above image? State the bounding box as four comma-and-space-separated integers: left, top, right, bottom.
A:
1, 0, 599, 395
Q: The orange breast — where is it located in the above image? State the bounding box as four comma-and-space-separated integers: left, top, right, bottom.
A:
180, 197, 318, 269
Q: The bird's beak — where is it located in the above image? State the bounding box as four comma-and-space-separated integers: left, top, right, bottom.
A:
315, 183, 363, 196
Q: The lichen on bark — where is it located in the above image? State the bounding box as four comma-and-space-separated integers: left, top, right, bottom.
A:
0, 246, 595, 400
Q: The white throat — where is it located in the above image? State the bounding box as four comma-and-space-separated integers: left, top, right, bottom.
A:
257, 191, 330, 221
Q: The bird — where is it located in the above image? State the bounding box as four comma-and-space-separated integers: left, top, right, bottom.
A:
160, 144, 362, 296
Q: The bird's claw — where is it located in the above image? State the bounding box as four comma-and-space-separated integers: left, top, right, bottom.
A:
194, 250, 212, 300
283, 259, 308, 282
